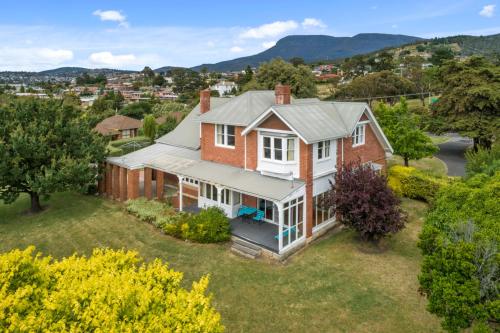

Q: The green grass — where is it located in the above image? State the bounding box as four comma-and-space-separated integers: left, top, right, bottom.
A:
0, 193, 442, 333
428, 135, 450, 145
388, 155, 448, 177
106, 136, 151, 156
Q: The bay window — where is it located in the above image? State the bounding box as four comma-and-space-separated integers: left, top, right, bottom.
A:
216, 124, 235, 147
262, 135, 296, 162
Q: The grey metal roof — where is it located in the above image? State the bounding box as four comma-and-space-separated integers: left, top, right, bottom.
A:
155, 97, 231, 150
197, 91, 276, 126
268, 101, 366, 143
106, 143, 200, 169
151, 159, 304, 202
107, 141, 304, 201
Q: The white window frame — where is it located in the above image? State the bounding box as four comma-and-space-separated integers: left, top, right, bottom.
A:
215, 124, 235, 148
352, 124, 366, 147
121, 129, 131, 139
201, 183, 218, 201
317, 140, 331, 161
183, 177, 199, 186
262, 135, 296, 163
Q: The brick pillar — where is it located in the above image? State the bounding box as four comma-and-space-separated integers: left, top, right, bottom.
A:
156, 171, 164, 200
119, 167, 128, 201
112, 165, 120, 200
144, 167, 153, 200
97, 164, 105, 195
127, 169, 139, 200
305, 144, 314, 238
105, 163, 112, 197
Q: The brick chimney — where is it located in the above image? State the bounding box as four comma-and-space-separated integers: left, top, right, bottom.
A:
200, 89, 211, 114
275, 84, 291, 105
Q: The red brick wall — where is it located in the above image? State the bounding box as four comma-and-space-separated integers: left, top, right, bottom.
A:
259, 114, 290, 131
201, 123, 245, 168
245, 130, 258, 170
183, 184, 198, 198
242, 194, 257, 208
337, 122, 387, 170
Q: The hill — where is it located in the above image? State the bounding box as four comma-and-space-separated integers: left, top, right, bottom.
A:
190, 33, 423, 72
39, 67, 135, 76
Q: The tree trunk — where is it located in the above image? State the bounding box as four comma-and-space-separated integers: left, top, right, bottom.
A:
30, 192, 43, 213
420, 95, 425, 106
404, 157, 409, 167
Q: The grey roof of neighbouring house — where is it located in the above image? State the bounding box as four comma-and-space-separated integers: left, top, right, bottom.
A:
155, 97, 232, 150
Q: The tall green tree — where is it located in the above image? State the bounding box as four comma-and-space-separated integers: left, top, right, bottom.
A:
430, 46, 454, 66
431, 56, 500, 149
248, 58, 317, 98
0, 97, 106, 213
143, 114, 157, 143
335, 71, 415, 106
375, 98, 438, 166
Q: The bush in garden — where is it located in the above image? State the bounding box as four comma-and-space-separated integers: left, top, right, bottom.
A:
183, 207, 231, 243
388, 165, 448, 202
325, 160, 406, 242
465, 144, 500, 178
160, 212, 192, 238
418, 172, 500, 332
125, 198, 173, 226
0, 247, 224, 332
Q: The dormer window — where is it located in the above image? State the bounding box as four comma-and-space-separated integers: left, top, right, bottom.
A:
317, 140, 331, 160
352, 124, 365, 147
215, 124, 235, 148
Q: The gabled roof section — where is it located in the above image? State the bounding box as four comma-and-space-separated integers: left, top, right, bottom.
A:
155, 97, 231, 150
241, 100, 393, 152
94, 115, 142, 136
197, 90, 276, 126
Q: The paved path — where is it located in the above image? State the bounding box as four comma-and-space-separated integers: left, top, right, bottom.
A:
434, 134, 473, 177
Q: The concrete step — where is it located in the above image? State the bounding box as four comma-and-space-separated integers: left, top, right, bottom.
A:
232, 237, 262, 251
230, 242, 262, 259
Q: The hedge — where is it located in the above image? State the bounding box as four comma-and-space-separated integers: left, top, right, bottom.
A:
125, 199, 231, 243
388, 165, 448, 202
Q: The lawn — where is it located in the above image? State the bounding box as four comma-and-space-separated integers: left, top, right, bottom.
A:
388, 155, 448, 177
0, 193, 442, 332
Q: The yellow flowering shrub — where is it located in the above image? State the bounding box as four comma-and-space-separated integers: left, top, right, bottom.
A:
0, 247, 224, 332
388, 165, 448, 202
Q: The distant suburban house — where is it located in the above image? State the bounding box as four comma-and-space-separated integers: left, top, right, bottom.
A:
210, 80, 237, 96
101, 85, 393, 257
94, 114, 142, 140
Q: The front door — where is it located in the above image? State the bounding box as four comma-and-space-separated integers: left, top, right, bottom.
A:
258, 198, 277, 223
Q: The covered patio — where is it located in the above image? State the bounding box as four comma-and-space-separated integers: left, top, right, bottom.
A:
230, 218, 279, 252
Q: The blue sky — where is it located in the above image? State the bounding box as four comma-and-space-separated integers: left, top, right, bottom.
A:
0, 0, 498, 71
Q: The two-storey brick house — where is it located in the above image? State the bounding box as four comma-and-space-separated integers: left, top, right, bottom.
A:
101, 85, 393, 256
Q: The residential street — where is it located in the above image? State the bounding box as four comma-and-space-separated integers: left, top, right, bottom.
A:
435, 134, 473, 177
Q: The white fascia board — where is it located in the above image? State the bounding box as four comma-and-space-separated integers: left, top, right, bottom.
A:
363, 106, 394, 154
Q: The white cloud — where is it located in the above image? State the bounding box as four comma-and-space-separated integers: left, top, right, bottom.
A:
89, 51, 136, 66
479, 4, 496, 17
262, 41, 276, 49
240, 20, 298, 39
230, 46, 244, 53
391, 24, 398, 29
37, 48, 74, 62
302, 18, 326, 29
93, 10, 128, 27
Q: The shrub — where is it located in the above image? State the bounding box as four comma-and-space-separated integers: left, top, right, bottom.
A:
325, 160, 406, 242
125, 198, 173, 226
126, 199, 230, 243
465, 144, 500, 178
184, 207, 231, 243
0, 247, 224, 332
418, 172, 500, 332
388, 165, 448, 202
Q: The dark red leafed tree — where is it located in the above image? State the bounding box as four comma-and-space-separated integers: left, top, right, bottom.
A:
324, 160, 405, 242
